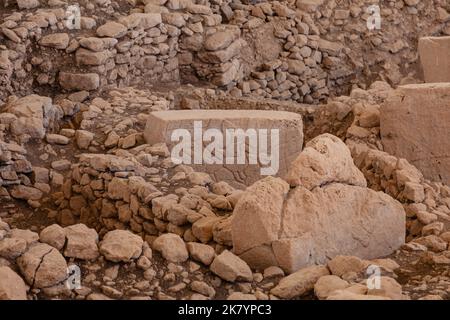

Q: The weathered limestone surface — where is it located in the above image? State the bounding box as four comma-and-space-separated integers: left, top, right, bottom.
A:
381, 83, 450, 185
144, 110, 304, 187
232, 134, 405, 274
419, 37, 450, 83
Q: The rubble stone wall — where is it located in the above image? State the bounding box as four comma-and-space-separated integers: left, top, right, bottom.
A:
2, 0, 450, 105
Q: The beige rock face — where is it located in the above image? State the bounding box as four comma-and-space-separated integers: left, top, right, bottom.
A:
232, 134, 405, 274
381, 83, 450, 184
144, 110, 304, 188
419, 37, 450, 83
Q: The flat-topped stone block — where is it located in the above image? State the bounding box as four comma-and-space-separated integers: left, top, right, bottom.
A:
144, 110, 304, 188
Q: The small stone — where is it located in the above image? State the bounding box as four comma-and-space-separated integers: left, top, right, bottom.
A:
187, 242, 215, 265
97, 22, 127, 38
0, 238, 27, 259
40, 224, 66, 251
10, 186, 43, 201
153, 233, 188, 263
271, 265, 330, 299
327, 256, 367, 277
263, 266, 285, 279
210, 250, 252, 282
367, 276, 403, 300
0, 266, 28, 300
39, 33, 70, 49
190, 281, 216, 298
99, 230, 143, 262
46, 134, 70, 145
314, 275, 349, 300
227, 292, 257, 300
51, 160, 71, 171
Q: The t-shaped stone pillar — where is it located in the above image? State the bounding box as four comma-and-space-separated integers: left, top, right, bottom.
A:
144, 110, 304, 188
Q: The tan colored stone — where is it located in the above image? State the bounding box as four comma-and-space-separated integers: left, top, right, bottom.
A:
271, 265, 330, 299
232, 177, 289, 255
210, 250, 252, 282
187, 242, 215, 265
0, 266, 27, 300
153, 233, 188, 263
59, 72, 100, 91
286, 133, 367, 189
17, 243, 68, 289
314, 275, 349, 300
419, 37, 450, 83
99, 230, 143, 262
327, 255, 368, 277
381, 84, 450, 184
367, 276, 403, 300
39, 33, 70, 49
64, 224, 99, 261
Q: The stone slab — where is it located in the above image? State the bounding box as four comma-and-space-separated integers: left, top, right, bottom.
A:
144, 110, 304, 188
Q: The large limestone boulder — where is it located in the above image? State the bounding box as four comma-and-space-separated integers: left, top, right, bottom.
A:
232, 134, 405, 274
59, 72, 100, 91
144, 110, 304, 188
381, 83, 450, 184
419, 36, 450, 83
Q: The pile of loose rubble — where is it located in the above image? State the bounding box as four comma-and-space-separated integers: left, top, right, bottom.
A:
2, 0, 450, 301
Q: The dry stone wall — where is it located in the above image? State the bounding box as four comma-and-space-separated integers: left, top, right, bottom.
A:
2, 0, 450, 105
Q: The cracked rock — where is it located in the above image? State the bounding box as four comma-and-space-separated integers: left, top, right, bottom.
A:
17, 243, 68, 289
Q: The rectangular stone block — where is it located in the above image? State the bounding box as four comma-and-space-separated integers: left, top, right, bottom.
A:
59, 72, 100, 91
419, 36, 450, 83
144, 110, 304, 188
381, 83, 450, 184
